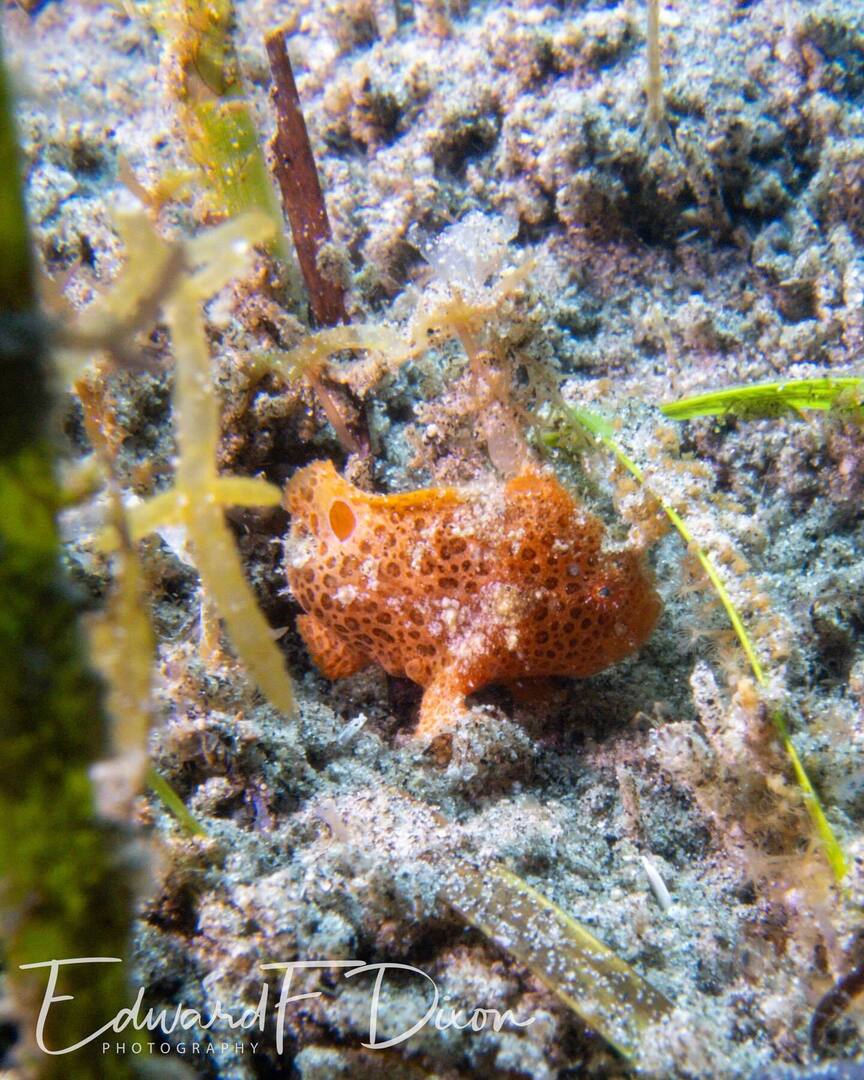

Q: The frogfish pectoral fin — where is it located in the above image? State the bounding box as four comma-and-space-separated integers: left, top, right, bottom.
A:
416, 666, 472, 740
297, 613, 369, 680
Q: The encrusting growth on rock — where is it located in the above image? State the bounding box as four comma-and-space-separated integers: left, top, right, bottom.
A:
285, 460, 661, 738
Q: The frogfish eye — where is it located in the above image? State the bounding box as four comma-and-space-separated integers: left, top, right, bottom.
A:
329, 499, 356, 541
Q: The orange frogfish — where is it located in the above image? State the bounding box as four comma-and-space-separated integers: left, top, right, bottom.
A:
285, 460, 660, 740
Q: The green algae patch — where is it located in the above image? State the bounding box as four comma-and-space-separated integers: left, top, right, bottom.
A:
553, 405, 848, 882
329, 788, 673, 1068
126, 0, 287, 252
64, 208, 296, 717
661, 376, 864, 421
0, 39, 134, 1078
444, 862, 673, 1065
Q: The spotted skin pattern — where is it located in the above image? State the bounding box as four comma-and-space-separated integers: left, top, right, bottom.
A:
285, 460, 661, 739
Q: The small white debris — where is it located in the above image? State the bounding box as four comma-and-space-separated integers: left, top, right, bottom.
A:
337, 712, 368, 744
334, 584, 358, 605
89, 749, 149, 823
418, 210, 518, 293
641, 854, 673, 913
156, 524, 193, 566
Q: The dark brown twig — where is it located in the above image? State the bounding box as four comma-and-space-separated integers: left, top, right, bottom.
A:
311, 371, 372, 457
266, 26, 372, 457
265, 27, 346, 329
810, 929, 864, 1050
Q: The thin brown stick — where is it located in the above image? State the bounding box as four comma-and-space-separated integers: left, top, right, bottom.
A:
266, 26, 371, 456
265, 27, 347, 328
309, 371, 371, 457
810, 929, 864, 1049
645, 0, 665, 137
